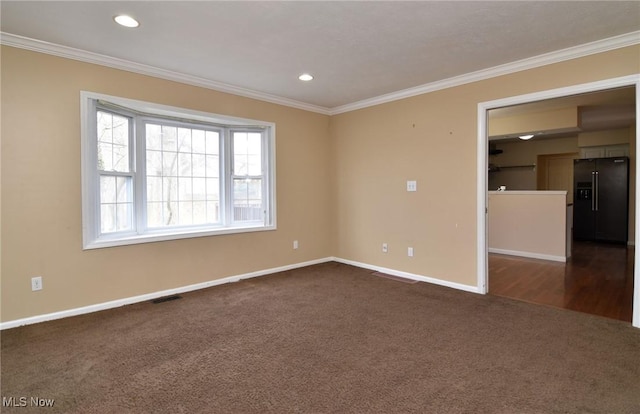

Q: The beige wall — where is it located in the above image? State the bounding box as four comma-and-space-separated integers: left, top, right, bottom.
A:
578, 128, 631, 147
331, 45, 639, 287
330, 90, 480, 285
488, 191, 567, 259
2, 43, 639, 323
1, 47, 333, 322
488, 136, 579, 190
489, 107, 578, 137
491, 136, 579, 167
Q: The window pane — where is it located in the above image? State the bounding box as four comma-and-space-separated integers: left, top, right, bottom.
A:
235, 133, 248, 153
100, 175, 133, 234
146, 177, 162, 202
193, 154, 206, 177
97, 112, 113, 143
206, 155, 219, 178
178, 201, 193, 226
97, 111, 129, 172
206, 201, 219, 223
205, 131, 219, 155
162, 151, 178, 177
116, 203, 133, 231
101, 204, 116, 233
98, 142, 113, 171
100, 176, 116, 204
193, 201, 207, 225
247, 179, 262, 199
248, 155, 261, 175
192, 178, 206, 201
233, 179, 247, 200
177, 128, 192, 153
147, 202, 164, 227
116, 177, 131, 203
163, 201, 178, 226
206, 178, 219, 201
233, 132, 262, 176
113, 144, 129, 173
192, 130, 206, 154
163, 177, 178, 204
234, 154, 247, 176
162, 126, 177, 152
233, 178, 263, 221
146, 124, 162, 150
178, 153, 192, 177
247, 133, 262, 154
112, 116, 129, 146
146, 150, 163, 177
146, 125, 222, 228
178, 177, 192, 200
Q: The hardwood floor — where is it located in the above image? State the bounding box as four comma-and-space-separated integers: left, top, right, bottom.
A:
489, 241, 634, 322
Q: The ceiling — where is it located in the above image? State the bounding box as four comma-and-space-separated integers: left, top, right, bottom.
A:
1, 1, 639, 113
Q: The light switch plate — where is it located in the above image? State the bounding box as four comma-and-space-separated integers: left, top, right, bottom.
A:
407, 180, 417, 192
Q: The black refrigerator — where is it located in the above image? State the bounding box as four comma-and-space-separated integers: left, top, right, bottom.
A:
573, 157, 629, 243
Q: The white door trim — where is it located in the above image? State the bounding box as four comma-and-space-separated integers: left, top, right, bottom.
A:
476, 74, 640, 328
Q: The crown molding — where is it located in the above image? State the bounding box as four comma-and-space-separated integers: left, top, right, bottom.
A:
0, 32, 332, 115
329, 30, 640, 115
2, 30, 638, 116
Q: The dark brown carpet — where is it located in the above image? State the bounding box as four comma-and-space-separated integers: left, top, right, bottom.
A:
2, 262, 639, 413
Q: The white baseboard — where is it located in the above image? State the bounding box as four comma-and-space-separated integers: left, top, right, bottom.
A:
0, 257, 334, 330
488, 248, 566, 263
331, 257, 480, 293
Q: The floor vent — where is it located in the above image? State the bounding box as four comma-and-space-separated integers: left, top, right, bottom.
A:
151, 295, 182, 304
371, 272, 419, 284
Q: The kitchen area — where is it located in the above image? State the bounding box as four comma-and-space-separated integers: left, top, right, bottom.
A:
486, 86, 636, 322
488, 89, 635, 258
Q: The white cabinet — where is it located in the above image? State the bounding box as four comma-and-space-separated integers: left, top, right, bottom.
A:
580, 147, 605, 159
605, 145, 630, 158
579, 144, 629, 159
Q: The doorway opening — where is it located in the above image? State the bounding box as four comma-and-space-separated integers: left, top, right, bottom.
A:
477, 75, 640, 327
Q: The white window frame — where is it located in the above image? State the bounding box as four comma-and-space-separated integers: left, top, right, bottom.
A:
81, 91, 276, 249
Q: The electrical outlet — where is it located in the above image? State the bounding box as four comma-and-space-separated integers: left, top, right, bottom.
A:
408, 247, 414, 257
382, 243, 388, 253
407, 180, 417, 192
31, 276, 43, 291
293, 240, 299, 249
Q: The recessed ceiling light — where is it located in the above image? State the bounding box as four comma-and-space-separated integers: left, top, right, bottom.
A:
114, 15, 140, 28
519, 134, 535, 140
298, 73, 314, 82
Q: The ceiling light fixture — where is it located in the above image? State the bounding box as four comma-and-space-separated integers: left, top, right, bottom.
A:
114, 15, 140, 28
519, 134, 535, 140
298, 73, 314, 82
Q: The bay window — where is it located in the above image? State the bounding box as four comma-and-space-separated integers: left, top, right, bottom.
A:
81, 92, 276, 249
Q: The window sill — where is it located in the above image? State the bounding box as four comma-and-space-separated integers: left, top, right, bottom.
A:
83, 224, 276, 250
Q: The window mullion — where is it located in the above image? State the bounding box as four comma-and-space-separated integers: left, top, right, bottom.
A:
223, 128, 233, 226
261, 131, 269, 225
85, 98, 101, 243
135, 118, 146, 234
